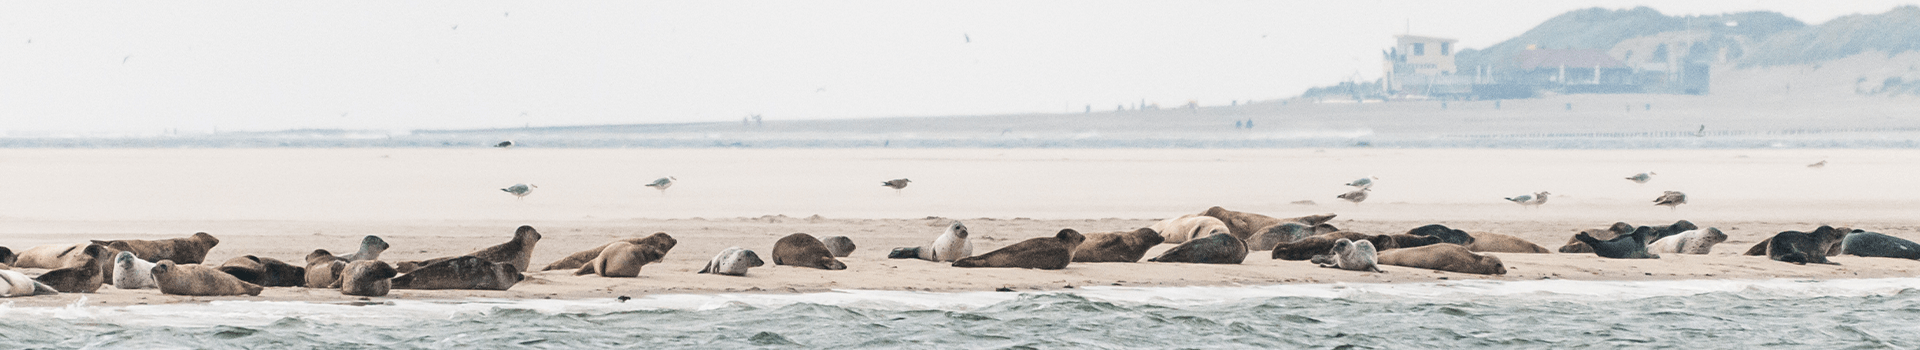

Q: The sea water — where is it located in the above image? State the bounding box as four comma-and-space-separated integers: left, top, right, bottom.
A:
3, 278, 1918, 349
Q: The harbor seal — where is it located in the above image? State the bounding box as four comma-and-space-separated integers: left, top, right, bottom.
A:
1148, 215, 1232, 244
1405, 224, 1475, 245
1744, 226, 1854, 256
888, 221, 976, 262
303, 249, 349, 288
1199, 206, 1336, 241
111, 251, 159, 289
1376, 243, 1507, 275
0, 246, 14, 267
1245, 223, 1316, 251
574, 241, 668, 277
820, 236, 856, 257
1310, 239, 1383, 272
13, 243, 113, 269
391, 256, 524, 290
1841, 231, 1920, 260
93, 232, 220, 264
772, 233, 848, 270
1464, 232, 1551, 253
217, 255, 307, 287
1270, 232, 1391, 260
337, 235, 390, 262
1763, 226, 1845, 265
1071, 228, 1165, 263
1, 269, 59, 297
1148, 231, 1248, 264
1647, 228, 1728, 254
953, 229, 1085, 270
151, 260, 264, 296
398, 225, 541, 273
1558, 222, 1636, 253
1640, 220, 1700, 244
699, 247, 765, 276
541, 232, 676, 271
335, 260, 397, 297
34, 244, 111, 293
1573, 228, 1658, 259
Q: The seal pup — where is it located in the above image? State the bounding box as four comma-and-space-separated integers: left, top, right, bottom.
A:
699, 247, 765, 276
398, 225, 541, 273
1071, 228, 1164, 263
1336, 188, 1370, 205
1558, 222, 1636, 253
1744, 226, 1854, 256
1245, 223, 1317, 251
1148, 215, 1231, 244
93, 232, 219, 265
1464, 232, 1550, 253
1625, 172, 1655, 184
1841, 231, 1920, 260
304, 250, 349, 289
887, 221, 973, 262
1648, 228, 1728, 254
217, 255, 307, 287
1198, 206, 1337, 241
771, 233, 848, 270
390, 256, 524, 290
0, 269, 59, 297
1405, 224, 1475, 246
1653, 191, 1686, 210
1310, 239, 1383, 272
1573, 228, 1658, 259
952, 229, 1085, 270
1376, 244, 1507, 275
1763, 226, 1845, 265
34, 244, 110, 293
575, 241, 668, 277
335, 260, 397, 297
542, 232, 677, 271
881, 178, 911, 193
111, 251, 159, 289
337, 235, 390, 262
819, 236, 856, 257
151, 260, 264, 296
1148, 232, 1247, 264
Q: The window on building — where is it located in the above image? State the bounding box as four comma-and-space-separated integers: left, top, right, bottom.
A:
1441, 42, 1451, 56
1412, 43, 1425, 56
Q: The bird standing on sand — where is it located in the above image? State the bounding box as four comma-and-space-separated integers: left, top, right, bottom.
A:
1808, 160, 1826, 168
1625, 172, 1655, 184
1337, 188, 1370, 205
1345, 176, 1377, 189
494, 140, 514, 148
645, 177, 676, 194
1505, 191, 1551, 208
1653, 191, 1686, 210
882, 178, 912, 194
502, 183, 536, 200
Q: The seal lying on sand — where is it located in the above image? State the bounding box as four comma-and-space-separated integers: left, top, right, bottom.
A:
1071, 228, 1165, 263
217, 255, 307, 287
1640, 220, 1700, 244
0, 270, 58, 297
34, 244, 111, 293
1270, 232, 1440, 260
1405, 224, 1475, 246
335, 260, 397, 297
699, 247, 765, 276
1763, 226, 1846, 265
1199, 206, 1336, 241
391, 256, 524, 290
1744, 226, 1853, 257
1376, 244, 1506, 275
1841, 231, 1920, 260
94, 232, 220, 264
398, 225, 541, 273
575, 241, 669, 277
1310, 239, 1383, 272
1574, 227, 1658, 259
1148, 215, 1232, 244
1245, 223, 1317, 251
819, 236, 856, 257
772, 233, 847, 270
889, 221, 976, 262
13, 243, 113, 269
304, 249, 349, 288
111, 251, 159, 289
1148, 233, 1248, 264
336, 235, 390, 262
152, 260, 264, 296
1464, 232, 1550, 253
0, 246, 14, 267
953, 229, 1085, 270
1558, 222, 1636, 253
1647, 228, 1728, 254
542, 232, 677, 271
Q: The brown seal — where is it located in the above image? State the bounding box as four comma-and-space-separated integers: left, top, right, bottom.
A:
391, 256, 524, 290
1762, 226, 1848, 265
93, 232, 220, 264
1465, 232, 1551, 253
303, 249, 349, 288
1376, 243, 1507, 275
1147, 232, 1248, 264
541, 232, 677, 271
952, 229, 1086, 270
1071, 228, 1165, 263
819, 236, 857, 257
397, 225, 541, 273
335, 260, 398, 297
33, 243, 112, 293
1558, 222, 1635, 253
1199, 206, 1336, 241
151, 260, 264, 296
771, 233, 848, 270
1744, 226, 1854, 257
574, 241, 670, 277
216, 255, 307, 287
1147, 215, 1232, 244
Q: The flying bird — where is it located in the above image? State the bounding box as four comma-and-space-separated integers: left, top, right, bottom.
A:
882, 178, 912, 194
645, 176, 676, 194
1808, 160, 1826, 168
494, 140, 514, 148
502, 183, 537, 200
1345, 176, 1377, 189
964, 33, 970, 43
1653, 191, 1686, 210
1336, 188, 1370, 205
1505, 191, 1550, 208
1625, 172, 1655, 184
122, 55, 132, 64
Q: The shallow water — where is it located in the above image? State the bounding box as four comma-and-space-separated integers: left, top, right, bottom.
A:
4, 278, 1919, 349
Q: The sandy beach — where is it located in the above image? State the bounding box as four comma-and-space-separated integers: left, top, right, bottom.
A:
5, 148, 1920, 307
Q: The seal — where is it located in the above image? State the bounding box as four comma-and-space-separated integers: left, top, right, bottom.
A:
1271, 231, 1384, 260
952, 229, 1086, 270
216, 255, 307, 287
1245, 223, 1315, 251
337, 235, 390, 262
772, 233, 848, 270
13, 243, 113, 269
151, 260, 265, 296
111, 251, 159, 289
335, 260, 398, 297
574, 241, 669, 277
819, 236, 856, 257
1373, 234, 1444, 250
303, 249, 349, 288
1071, 228, 1165, 263
1464, 232, 1551, 253
1376, 243, 1507, 275
1745, 226, 1853, 256
699, 247, 765, 276
1199, 206, 1337, 241
1764, 226, 1845, 265
1405, 224, 1475, 246
541, 232, 677, 271
33, 243, 111, 293
93, 232, 220, 264
1647, 228, 1728, 254
1841, 231, 1920, 260
390, 255, 524, 290
1148, 215, 1233, 244
0, 246, 15, 267
891, 221, 977, 262
398, 225, 541, 273
1573, 228, 1658, 259
1310, 239, 1384, 272
1148, 233, 1248, 264
1558, 222, 1635, 253
0, 270, 59, 297
1640, 220, 1700, 244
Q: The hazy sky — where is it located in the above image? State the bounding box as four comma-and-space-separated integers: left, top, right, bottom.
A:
2, 1, 1914, 132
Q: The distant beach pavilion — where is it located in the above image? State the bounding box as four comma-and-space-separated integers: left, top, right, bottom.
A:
1383, 34, 1472, 99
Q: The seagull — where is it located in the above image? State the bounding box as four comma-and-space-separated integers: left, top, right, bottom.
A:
645, 176, 676, 194
1345, 176, 1378, 189
1653, 191, 1686, 210
494, 140, 514, 148
1625, 172, 1655, 184
882, 178, 912, 194
1336, 188, 1370, 205
1505, 191, 1550, 208
1808, 160, 1826, 168
964, 33, 970, 43
502, 183, 537, 200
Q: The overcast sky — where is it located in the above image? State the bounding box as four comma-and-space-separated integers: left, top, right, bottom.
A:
2, 1, 1913, 132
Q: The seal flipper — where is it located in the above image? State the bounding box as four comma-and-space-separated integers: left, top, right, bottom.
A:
886, 247, 921, 259
32, 281, 59, 296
